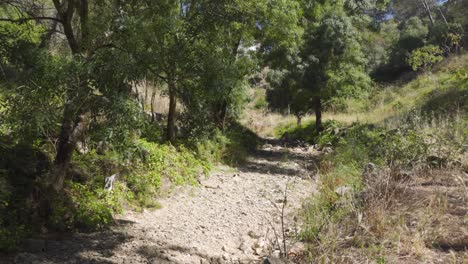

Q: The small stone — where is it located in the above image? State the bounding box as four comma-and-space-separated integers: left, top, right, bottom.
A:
335, 186, 352, 196
239, 241, 253, 254
272, 250, 281, 257
288, 242, 305, 256
222, 245, 236, 254
254, 238, 267, 249
322, 146, 333, 154
248, 231, 260, 239
254, 247, 264, 255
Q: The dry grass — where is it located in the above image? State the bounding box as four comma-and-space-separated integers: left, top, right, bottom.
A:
307, 168, 468, 264
240, 110, 303, 137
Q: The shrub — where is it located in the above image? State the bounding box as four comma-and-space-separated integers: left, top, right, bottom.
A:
190, 123, 259, 166
254, 97, 268, 110
48, 180, 124, 232
70, 183, 117, 230
124, 139, 211, 207
0, 140, 50, 251
275, 120, 344, 146
407, 45, 444, 72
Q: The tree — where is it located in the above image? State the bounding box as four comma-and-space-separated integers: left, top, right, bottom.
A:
266, 68, 312, 125
445, 0, 468, 46
390, 0, 438, 25
383, 16, 429, 75
302, 12, 371, 131
0, 1, 140, 191
264, 1, 372, 132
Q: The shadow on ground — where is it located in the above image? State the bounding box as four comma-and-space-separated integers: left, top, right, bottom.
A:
2, 220, 135, 264
238, 138, 320, 179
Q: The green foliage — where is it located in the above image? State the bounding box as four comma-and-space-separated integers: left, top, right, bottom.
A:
429, 22, 463, 51
191, 123, 260, 166
361, 21, 399, 74
49, 138, 213, 228
50, 181, 120, 231
277, 119, 428, 169
253, 89, 268, 110
303, 11, 372, 100
266, 68, 312, 120
399, 17, 429, 51
0, 0, 463, 254
335, 125, 428, 168
407, 45, 444, 71
446, 0, 468, 46
267, 6, 372, 127
0, 9, 44, 61
274, 120, 343, 145
390, 0, 437, 21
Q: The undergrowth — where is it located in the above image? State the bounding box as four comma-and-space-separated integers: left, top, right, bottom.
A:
294, 54, 468, 262
0, 122, 259, 251
301, 115, 467, 262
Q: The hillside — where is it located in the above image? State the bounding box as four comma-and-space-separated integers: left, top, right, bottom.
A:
258, 53, 468, 263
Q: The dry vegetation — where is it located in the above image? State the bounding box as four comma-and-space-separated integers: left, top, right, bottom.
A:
242, 53, 468, 263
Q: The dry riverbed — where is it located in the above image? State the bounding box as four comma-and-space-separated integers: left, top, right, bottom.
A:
8, 141, 319, 264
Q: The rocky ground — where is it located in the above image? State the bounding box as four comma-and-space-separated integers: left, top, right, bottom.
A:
7, 141, 320, 264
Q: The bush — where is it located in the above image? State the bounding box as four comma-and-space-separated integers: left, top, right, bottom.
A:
274, 120, 344, 146
407, 45, 444, 72
49, 182, 119, 231
124, 139, 210, 207
49, 138, 212, 229
254, 97, 268, 110
190, 122, 260, 166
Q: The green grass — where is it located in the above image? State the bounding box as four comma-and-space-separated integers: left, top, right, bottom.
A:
324, 53, 468, 126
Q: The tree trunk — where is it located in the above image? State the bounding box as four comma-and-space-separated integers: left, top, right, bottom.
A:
143, 81, 148, 112
49, 0, 87, 191
313, 96, 323, 132
420, 0, 435, 26
51, 102, 80, 191
151, 90, 156, 122
438, 7, 448, 26
296, 114, 302, 126
215, 100, 228, 130
167, 80, 177, 144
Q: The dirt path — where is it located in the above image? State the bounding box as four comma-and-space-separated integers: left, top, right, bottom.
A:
11, 141, 319, 264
